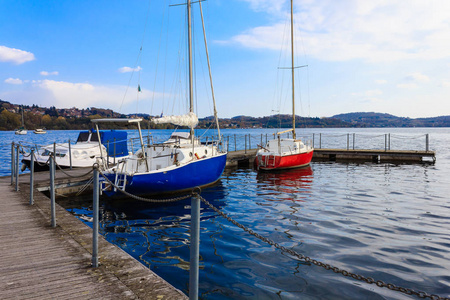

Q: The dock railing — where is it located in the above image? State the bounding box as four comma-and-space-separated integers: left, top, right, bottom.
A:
214, 132, 432, 153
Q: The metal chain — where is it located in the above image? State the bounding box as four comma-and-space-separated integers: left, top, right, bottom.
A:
98, 170, 192, 203
55, 161, 94, 178
197, 194, 449, 300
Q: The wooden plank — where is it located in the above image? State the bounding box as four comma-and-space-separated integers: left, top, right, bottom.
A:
0, 176, 187, 299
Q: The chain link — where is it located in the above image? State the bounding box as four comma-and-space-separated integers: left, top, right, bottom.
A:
196, 194, 449, 300
98, 169, 192, 203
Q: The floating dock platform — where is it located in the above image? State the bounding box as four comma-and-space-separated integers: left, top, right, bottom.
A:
226, 148, 436, 167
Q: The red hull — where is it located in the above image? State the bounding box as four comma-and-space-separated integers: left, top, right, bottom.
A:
256, 150, 313, 170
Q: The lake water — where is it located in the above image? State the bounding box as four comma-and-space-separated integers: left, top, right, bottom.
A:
2, 128, 450, 299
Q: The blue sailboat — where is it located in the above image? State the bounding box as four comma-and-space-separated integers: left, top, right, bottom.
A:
100, 1, 227, 197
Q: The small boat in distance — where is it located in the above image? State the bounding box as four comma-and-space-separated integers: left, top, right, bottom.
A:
15, 107, 27, 135
33, 128, 47, 134
15, 128, 27, 135
22, 129, 128, 171
255, 0, 314, 171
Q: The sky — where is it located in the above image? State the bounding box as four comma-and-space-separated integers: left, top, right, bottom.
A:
1, 0, 450, 119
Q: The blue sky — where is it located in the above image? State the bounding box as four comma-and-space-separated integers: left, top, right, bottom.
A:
1, 0, 450, 119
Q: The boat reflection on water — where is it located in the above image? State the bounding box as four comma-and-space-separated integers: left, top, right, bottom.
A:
256, 166, 313, 202
61, 182, 227, 281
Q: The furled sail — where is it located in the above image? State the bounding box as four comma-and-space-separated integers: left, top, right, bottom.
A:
151, 112, 198, 128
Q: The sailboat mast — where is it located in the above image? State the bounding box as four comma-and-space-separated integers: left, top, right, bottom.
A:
187, 0, 194, 140
290, 0, 296, 140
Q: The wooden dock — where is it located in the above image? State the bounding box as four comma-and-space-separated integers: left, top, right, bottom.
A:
0, 173, 187, 299
226, 148, 436, 167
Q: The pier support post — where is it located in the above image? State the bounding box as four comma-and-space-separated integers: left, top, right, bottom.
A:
11, 142, 15, 186
234, 134, 237, 151
353, 133, 355, 150
189, 195, 200, 300
312, 134, 315, 148
30, 148, 34, 205
50, 155, 56, 227
319, 133, 322, 149
426, 134, 429, 152
15, 144, 19, 192
92, 167, 99, 268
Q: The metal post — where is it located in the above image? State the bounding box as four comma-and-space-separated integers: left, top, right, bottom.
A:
319, 133, 322, 149
426, 134, 429, 152
347, 133, 349, 150
189, 195, 200, 300
312, 133, 315, 148
234, 134, 237, 151
11, 142, 15, 186
260, 134, 263, 147
50, 155, 56, 227
245, 134, 247, 154
15, 145, 19, 192
384, 134, 387, 151
353, 133, 355, 150
68, 139, 72, 170
227, 136, 229, 152
265, 133, 268, 144
249, 134, 251, 150
30, 148, 34, 205
92, 167, 99, 267
388, 133, 391, 150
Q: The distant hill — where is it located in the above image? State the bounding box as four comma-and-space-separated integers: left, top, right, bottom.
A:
332, 112, 450, 127
1, 98, 450, 130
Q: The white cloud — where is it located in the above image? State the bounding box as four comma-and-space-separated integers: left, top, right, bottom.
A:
441, 81, 450, 87
40, 71, 59, 76
240, 0, 285, 14
118, 66, 142, 73
375, 79, 387, 84
4, 78, 23, 85
365, 89, 382, 97
405, 72, 430, 83
0, 79, 164, 113
0, 45, 35, 64
231, 1, 450, 63
397, 83, 417, 89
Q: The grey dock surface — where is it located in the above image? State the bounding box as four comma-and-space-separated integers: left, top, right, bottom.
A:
0, 172, 187, 299
226, 148, 435, 166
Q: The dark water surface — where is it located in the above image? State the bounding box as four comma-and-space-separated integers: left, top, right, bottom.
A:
3, 128, 450, 299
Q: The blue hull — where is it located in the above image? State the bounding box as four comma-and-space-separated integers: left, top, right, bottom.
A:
104, 153, 227, 197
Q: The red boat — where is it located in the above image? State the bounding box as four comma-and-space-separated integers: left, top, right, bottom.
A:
255, 130, 313, 170
255, 0, 314, 171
